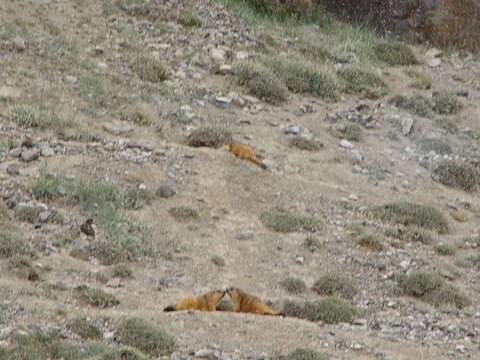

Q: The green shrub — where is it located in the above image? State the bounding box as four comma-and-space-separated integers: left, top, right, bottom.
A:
177, 11, 202, 28
374, 42, 417, 66
267, 57, 338, 100
286, 348, 329, 360
68, 180, 121, 210
304, 236, 322, 252
432, 160, 477, 192
255, 0, 314, 17
400, 271, 471, 309
0, 230, 35, 258
357, 233, 384, 251
121, 102, 157, 126
116, 317, 175, 357
389, 94, 432, 117
290, 137, 323, 151
31, 172, 61, 200
121, 187, 154, 210
312, 273, 357, 299
296, 42, 333, 63
418, 138, 452, 155
409, 71, 433, 90
369, 201, 449, 234
337, 66, 386, 94
432, 91, 463, 115
234, 61, 288, 104
434, 243, 456, 256
280, 277, 307, 294
112, 264, 134, 279
74, 286, 120, 308
132, 56, 168, 83
67, 318, 103, 340
96, 346, 149, 360
8, 104, 40, 128
403, 225, 436, 244
187, 127, 234, 148
283, 297, 360, 323
260, 209, 321, 233
168, 206, 199, 220
211, 255, 226, 267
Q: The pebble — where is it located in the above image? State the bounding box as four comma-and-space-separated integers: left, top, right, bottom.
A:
0, 86, 21, 100
294, 256, 305, 264
106, 278, 124, 288
282, 125, 300, 135
195, 349, 215, 358
218, 64, 233, 74
6, 164, 20, 176
339, 139, 354, 149
102, 121, 134, 135
20, 149, 40, 162
156, 185, 176, 198
210, 48, 226, 62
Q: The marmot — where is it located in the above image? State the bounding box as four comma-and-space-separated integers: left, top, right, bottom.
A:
163, 290, 225, 312
226, 287, 283, 316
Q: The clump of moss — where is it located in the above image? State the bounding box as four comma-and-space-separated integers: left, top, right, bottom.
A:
418, 138, 452, 155
358, 233, 384, 251
283, 297, 360, 323
337, 66, 386, 94
432, 160, 477, 192
312, 273, 357, 300
168, 206, 199, 220
187, 127, 233, 148
116, 317, 175, 357
121, 187, 154, 210
403, 225, 436, 244
8, 256, 40, 281
67, 318, 103, 340
434, 243, 456, 256
374, 42, 418, 66
211, 255, 225, 267
260, 209, 322, 233
280, 277, 307, 294
432, 91, 463, 115
286, 348, 330, 360
132, 56, 168, 83
112, 264, 134, 279
266, 57, 338, 101
400, 271, 470, 309
389, 94, 432, 117
234, 61, 288, 104
290, 137, 323, 151
369, 201, 449, 234
74, 285, 120, 308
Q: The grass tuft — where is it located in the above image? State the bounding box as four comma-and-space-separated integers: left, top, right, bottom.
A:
418, 138, 452, 155
74, 285, 120, 308
8, 256, 40, 281
234, 61, 288, 104
389, 94, 432, 117
280, 277, 307, 294
337, 66, 386, 94
133, 56, 169, 83
369, 201, 449, 234
432, 91, 463, 115
286, 348, 330, 360
374, 42, 417, 66
67, 317, 103, 340
116, 317, 175, 357
289, 137, 323, 151
283, 297, 360, 323
8, 104, 41, 128
260, 208, 321, 233
187, 127, 233, 148
432, 160, 477, 192
168, 206, 199, 221
312, 273, 357, 300
357, 233, 384, 251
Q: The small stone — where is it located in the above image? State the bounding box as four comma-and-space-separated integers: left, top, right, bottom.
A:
12, 37, 26, 52
352, 150, 364, 161
103, 121, 134, 135
40, 145, 54, 157
353, 318, 367, 326
283, 125, 300, 135
156, 185, 176, 198
210, 48, 226, 62
339, 139, 354, 149
260, 159, 272, 169
195, 349, 215, 358
401, 116, 414, 136
65, 75, 78, 83
352, 165, 362, 174
106, 278, 124, 288
456, 90, 469, 97
215, 97, 231, 106
6, 164, 20, 176
0, 86, 21, 100
399, 260, 410, 270
21, 149, 40, 162
426, 48, 442, 58
218, 64, 233, 75
426, 58, 441, 67
39, 210, 55, 223
9, 148, 23, 158
349, 194, 359, 201
235, 232, 254, 241
294, 256, 305, 264
235, 51, 249, 60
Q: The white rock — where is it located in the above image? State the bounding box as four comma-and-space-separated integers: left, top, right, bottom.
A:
219, 64, 233, 74
210, 48, 226, 62
235, 51, 249, 60
339, 139, 354, 149
427, 57, 442, 67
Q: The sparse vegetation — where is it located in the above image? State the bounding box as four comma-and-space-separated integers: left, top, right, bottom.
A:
266, 57, 338, 101
399, 271, 471, 309
121, 102, 157, 126
132, 56, 169, 83
280, 277, 307, 294
112, 264, 134, 279
211, 255, 226, 267
95, 346, 149, 360
178, 11, 202, 28
116, 317, 175, 357
434, 243, 456, 256
312, 273, 357, 299
31, 169, 61, 200
286, 348, 330, 360
358, 233, 384, 251
8, 104, 40, 128
234, 61, 288, 104
74, 285, 120, 308
187, 127, 234, 148
329, 122, 362, 142
290, 137, 323, 151
67, 318, 103, 340
260, 208, 321, 233
304, 236, 322, 252
432, 160, 477, 192
121, 187, 154, 210
389, 94, 432, 117
403, 225, 436, 245
0, 228, 35, 259
418, 138, 452, 155
432, 90, 463, 115
8, 256, 40, 281
283, 297, 360, 323
374, 42, 417, 66
168, 206, 199, 220
369, 201, 449, 234
337, 66, 386, 94
409, 71, 433, 90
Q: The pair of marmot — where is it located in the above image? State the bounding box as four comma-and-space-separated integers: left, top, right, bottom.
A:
164, 287, 282, 316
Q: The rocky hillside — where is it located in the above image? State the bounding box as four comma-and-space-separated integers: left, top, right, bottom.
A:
0, 1, 479, 360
